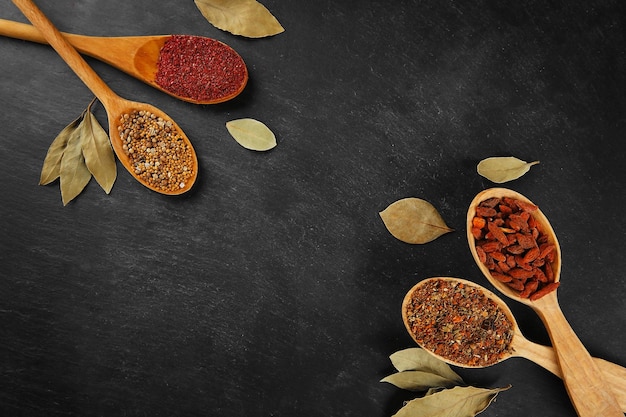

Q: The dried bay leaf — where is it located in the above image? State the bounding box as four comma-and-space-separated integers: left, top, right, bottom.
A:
39, 116, 81, 185
477, 156, 539, 183
390, 348, 463, 384
81, 111, 116, 193
60, 129, 92, 206
379, 198, 453, 244
194, 0, 284, 38
226, 118, 277, 151
391, 385, 511, 417
381, 371, 460, 391
40, 98, 119, 204
384, 349, 509, 416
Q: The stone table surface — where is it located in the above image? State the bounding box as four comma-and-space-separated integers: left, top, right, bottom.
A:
1, 1, 625, 416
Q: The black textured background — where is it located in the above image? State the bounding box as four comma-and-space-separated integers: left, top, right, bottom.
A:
1, 1, 625, 416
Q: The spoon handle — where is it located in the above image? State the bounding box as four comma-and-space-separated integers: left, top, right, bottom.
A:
514, 337, 626, 412
595, 358, 626, 413
0, 18, 47, 43
10, 0, 118, 108
534, 294, 623, 417
0, 18, 163, 86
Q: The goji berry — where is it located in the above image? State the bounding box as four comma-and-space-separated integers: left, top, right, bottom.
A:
473, 197, 558, 300
529, 282, 560, 300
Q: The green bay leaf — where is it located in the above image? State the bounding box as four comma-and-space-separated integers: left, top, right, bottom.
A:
381, 370, 460, 392
477, 156, 539, 183
379, 198, 453, 244
226, 118, 277, 151
194, 0, 284, 38
39, 116, 81, 185
390, 348, 463, 383
392, 385, 511, 417
81, 111, 116, 193
60, 128, 92, 206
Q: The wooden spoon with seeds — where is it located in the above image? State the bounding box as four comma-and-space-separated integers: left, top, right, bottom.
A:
11, 0, 197, 195
0, 18, 247, 105
467, 188, 622, 417
402, 277, 626, 412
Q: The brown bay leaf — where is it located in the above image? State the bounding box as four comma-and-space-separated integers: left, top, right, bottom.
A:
194, 0, 284, 38
392, 385, 511, 417
381, 371, 460, 392
389, 348, 463, 384
379, 198, 453, 244
60, 129, 92, 206
81, 111, 116, 193
226, 118, 277, 151
477, 156, 539, 183
39, 116, 81, 185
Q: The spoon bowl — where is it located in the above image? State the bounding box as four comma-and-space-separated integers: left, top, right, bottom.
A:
12, 0, 197, 195
466, 188, 622, 417
0, 19, 248, 105
401, 277, 626, 411
467, 187, 562, 305
105, 99, 198, 195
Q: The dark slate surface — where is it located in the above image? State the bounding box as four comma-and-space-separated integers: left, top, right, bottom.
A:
1, 1, 625, 416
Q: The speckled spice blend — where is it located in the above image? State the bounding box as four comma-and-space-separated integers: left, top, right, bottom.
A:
404, 279, 514, 367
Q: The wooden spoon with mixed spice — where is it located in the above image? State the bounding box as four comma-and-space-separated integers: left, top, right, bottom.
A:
466, 188, 623, 417
0, 18, 247, 105
11, 0, 197, 195
401, 277, 626, 412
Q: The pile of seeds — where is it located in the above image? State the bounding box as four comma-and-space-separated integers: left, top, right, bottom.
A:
404, 279, 514, 367
118, 110, 195, 193
471, 197, 559, 300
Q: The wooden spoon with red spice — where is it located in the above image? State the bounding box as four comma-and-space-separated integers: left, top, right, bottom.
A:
0, 18, 248, 105
402, 277, 626, 412
12, 0, 197, 195
467, 188, 623, 417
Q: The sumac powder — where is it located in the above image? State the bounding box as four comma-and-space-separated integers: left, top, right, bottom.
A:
404, 278, 514, 367
155, 35, 247, 103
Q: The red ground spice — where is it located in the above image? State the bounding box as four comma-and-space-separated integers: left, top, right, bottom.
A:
155, 35, 247, 102
404, 279, 514, 367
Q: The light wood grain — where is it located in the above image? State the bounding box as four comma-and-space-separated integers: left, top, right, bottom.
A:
467, 189, 623, 417
403, 277, 626, 412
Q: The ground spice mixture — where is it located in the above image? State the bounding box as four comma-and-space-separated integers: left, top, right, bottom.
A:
471, 197, 559, 300
155, 35, 247, 102
404, 279, 514, 367
118, 110, 195, 193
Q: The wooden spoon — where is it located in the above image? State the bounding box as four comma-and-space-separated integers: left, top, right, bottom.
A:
0, 18, 248, 105
402, 277, 626, 412
401, 277, 626, 412
466, 188, 623, 417
11, 0, 197, 195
